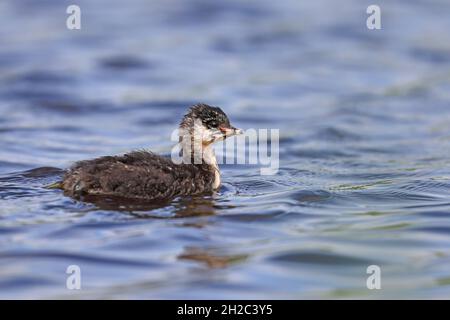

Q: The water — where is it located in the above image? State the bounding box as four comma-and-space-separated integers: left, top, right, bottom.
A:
1, 0, 450, 299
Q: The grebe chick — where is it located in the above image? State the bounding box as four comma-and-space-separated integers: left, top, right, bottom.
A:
61, 103, 243, 201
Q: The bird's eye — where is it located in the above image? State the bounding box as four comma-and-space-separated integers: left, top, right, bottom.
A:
207, 121, 217, 128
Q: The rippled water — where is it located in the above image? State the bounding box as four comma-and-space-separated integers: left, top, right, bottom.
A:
1, 0, 450, 299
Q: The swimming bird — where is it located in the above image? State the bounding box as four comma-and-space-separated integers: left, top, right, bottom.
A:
60, 103, 243, 201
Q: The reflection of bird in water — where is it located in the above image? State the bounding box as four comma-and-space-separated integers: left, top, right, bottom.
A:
71, 191, 221, 219
178, 247, 248, 269
58, 104, 242, 202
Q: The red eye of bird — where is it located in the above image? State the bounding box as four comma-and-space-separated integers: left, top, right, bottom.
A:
219, 126, 228, 133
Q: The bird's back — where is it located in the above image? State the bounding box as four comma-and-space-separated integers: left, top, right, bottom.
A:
61, 151, 216, 200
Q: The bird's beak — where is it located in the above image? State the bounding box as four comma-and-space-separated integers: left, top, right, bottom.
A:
233, 127, 244, 135
220, 126, 244, 137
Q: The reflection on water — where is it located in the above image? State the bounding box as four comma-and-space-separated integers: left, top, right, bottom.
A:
178, 247, 248, 269
1, 0, 450, 299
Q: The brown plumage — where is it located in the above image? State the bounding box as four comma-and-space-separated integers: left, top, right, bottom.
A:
61, 151, 215, 200
60, 104, 242, 201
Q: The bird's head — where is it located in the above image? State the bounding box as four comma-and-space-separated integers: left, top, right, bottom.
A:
179, 103, 243, 146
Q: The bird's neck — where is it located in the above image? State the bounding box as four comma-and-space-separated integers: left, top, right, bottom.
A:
201, 144, 221, 190
179, 137, 221, 189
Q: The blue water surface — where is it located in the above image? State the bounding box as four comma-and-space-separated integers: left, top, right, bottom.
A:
0, 0, 450, 299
